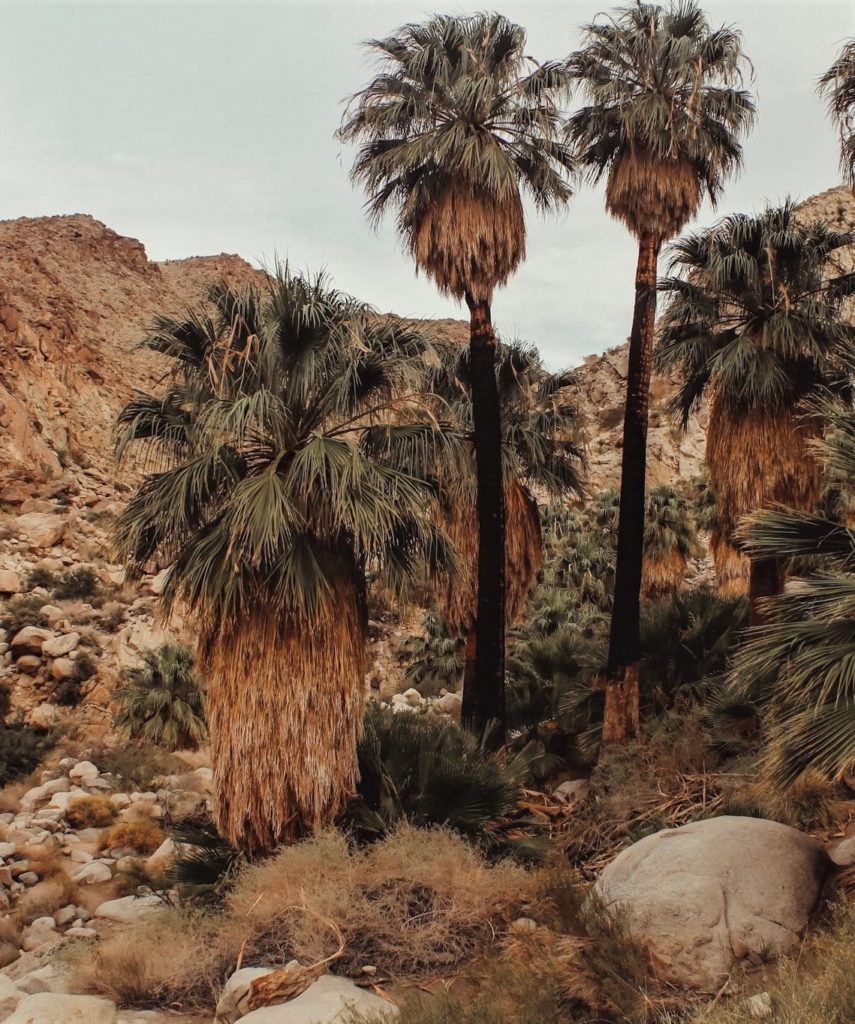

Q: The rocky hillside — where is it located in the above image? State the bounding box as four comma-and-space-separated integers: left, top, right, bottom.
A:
0, 210, 706, 494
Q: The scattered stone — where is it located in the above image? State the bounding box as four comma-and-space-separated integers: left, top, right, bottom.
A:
71, 861, 112, 885
830, 834, 855, 867
68, 760, 100, 783
554, 779, 590, 805
0, 569, 21, 594
54, 904, 78, 926
232, 974, 399, 1024
5, 992, 117, 1023
15, 655, 43, 674
42, 631, 80, 658
594, 816, 831, 991
27, 704, 60, 728
49, 657, 78, 681
93, 894, 162, 924
743, 992, 772, 1018
14, 513, 66, 549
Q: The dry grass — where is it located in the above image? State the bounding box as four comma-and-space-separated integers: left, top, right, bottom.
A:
200, 581, 366, 854
65, 795, 118, 828
642, 549, 687, 597
77, 826, 525, 1011
15, 874, 77, 924
101, 817, 165, 854
0, 781, 27, 813
710, 530, 749, 596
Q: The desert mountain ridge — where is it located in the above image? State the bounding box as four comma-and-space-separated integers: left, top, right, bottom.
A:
1, 184, 852, 496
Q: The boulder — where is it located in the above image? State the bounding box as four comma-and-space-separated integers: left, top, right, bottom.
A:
10, 627, 52, 658
20, 777, 69, 811
5, 993, 116, 1023
0, 569, 21, 594
594, 816, 830, 990
218, 974, 398, 1024
49, 658, 77, 681
14, 514, 66, 549
42, 632, 80, 658
68, 761, 99, 783
94, 894, 162, 924
15, 656, 41, 675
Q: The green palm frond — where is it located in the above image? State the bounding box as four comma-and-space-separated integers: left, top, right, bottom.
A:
818, 38, 855, 186
115, 268, 461, 632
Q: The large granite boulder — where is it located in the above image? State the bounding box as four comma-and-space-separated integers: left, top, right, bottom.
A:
5, 992, 116, 1023
217, 973, 398, 1024
594, 815, 830, 990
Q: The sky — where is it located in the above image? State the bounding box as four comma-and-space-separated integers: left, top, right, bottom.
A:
0, 0, 852, 368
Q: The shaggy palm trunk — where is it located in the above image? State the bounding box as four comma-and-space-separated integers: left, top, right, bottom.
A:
201, 574, 366, 855
603, 232, 661, 744
462, 294, 506, 747
748, 557, 785, 626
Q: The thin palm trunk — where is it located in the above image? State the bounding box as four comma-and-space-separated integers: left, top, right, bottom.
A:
461, 294, 506, 746
603, 232, 661, 744
748, 557, 785, 626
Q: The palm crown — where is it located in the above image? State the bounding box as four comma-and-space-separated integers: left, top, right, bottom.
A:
565, 0, 754, 241
819, 39, 855, 187
339, 12, 575, 300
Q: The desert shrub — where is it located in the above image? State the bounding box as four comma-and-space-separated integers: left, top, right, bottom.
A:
51, 566, 102, 600
101, 817, 165, 854
720, 771, 846, 832
15, 874, 78, 924
53, 651, 99, 706
24, 566, 58, 591
685, 901, 855, 1024
640, 587, 747, 701
93, 744, 186, 790
0, 722, 54, 786
0, 594, 47, 636
394, 612, 463, 696
65, 795, 117, 828
0, 683, 10, 721
114, 644, 206, 750
78, 826, 525, 1010
342, 705, 538, 855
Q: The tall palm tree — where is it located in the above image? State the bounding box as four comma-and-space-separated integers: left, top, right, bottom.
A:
657, 201, 855, 625
819, 38, 855, 187
729, 398, 855, 787
339, 13, 575, 741
114, 270, 456, 854
429, 340, 583, 730
564, 0, 754, 742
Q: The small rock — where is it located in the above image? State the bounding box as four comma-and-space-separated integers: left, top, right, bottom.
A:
225, 974, 399, 1024
554, 779, 590, 806
68, 760, 100, 783
0, 975, 23, 1018
94, 894, 162, 924
830, 834, 855, 867
49, 657, 77, 681
72, 861, 112, 885
20, 922, 60, 952
65, 926, 98, 939
15, 655, 42, 675
69, 848, 93, 864
27, 704, 59, 728
42, 632, 80, 658
0, 569, 21, 595
5, 993, 117, 1023
743, 992, 773, 1018
0, 841, 16, 859
145, 838, 176, 875
54, 905, 78, 926
18, 872, 39, 886
402, 687, 423, 707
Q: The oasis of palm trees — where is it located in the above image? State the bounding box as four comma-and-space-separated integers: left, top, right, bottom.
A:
25, 2, 851, 1020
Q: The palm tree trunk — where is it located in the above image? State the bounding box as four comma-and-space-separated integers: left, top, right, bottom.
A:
603, 232, 661, 745
461, 293, 506, 747
748, 557, 785, 626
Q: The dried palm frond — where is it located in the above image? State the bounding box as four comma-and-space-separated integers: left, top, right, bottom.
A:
710, 529, 749, 596
410, 184, 526, 302
201, 568, 365, 855
606, 150, 701, 243
706, 397, 823, 539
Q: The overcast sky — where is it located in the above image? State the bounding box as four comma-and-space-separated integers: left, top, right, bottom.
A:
0, 0, 852, 367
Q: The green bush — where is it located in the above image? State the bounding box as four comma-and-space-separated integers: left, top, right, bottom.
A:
0, 723, 54, 786
342, 705, 541, 856
0, 595, 48, 637
114, 644, 206, 750
51, 566, 103, 601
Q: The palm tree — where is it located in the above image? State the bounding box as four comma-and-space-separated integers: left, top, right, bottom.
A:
339, 13, 575, 741
114, 270, 455, 854
657, 201, 855, 625
642, 484, 699, 596
114, 643, 206, 751
427, 340, 583, 734
729, 398, 855, 787
564, 0, 754, 742
687, 472, 749, 596
819, 38, 855, 186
